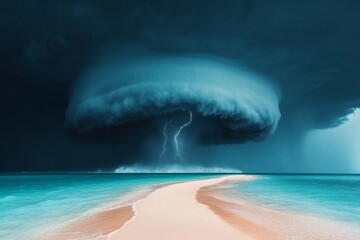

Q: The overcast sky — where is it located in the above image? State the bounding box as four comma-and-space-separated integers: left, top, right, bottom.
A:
1, 0, 360, 172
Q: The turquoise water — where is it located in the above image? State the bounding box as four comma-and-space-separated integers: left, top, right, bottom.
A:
0, 173, 218, 240
2, 174, 359, 239
225, 175, 360, 226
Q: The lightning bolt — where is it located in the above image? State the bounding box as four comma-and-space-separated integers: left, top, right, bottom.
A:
159, 120, 173, 160
174, 111, 193, 161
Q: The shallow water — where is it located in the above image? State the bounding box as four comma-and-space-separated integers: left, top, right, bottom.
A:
0, 173, 217, 240
224, 175, 360, 227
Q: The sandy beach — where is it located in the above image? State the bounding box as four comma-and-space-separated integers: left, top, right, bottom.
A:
41, 174, 360, 240
41, 175, 252, 240
108, 175, 255, 240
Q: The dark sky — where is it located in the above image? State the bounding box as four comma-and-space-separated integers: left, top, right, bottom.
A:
1, 0, 360, 172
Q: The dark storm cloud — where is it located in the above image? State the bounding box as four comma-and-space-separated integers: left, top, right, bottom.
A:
65, 56, 280, 145
1, 0, 360, 171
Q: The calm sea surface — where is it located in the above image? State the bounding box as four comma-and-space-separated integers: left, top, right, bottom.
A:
224, 175, 360, 227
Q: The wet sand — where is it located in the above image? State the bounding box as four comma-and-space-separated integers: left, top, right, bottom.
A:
197, 181, 276, 240
199, 179, 360, 240
40, 205, 134, 240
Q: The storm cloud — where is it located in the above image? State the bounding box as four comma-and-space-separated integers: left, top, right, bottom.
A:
65, 56, 280, 145
1, 0, 360, 172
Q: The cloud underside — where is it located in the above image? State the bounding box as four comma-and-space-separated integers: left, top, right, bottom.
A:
66, 57, 281, 145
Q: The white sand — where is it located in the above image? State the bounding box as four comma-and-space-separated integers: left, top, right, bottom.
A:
107, 175, 254, 240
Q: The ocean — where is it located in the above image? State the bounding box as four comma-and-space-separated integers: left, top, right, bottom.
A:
1, 174, 360, 240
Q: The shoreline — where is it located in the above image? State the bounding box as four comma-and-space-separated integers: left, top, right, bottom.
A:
38, 182, 174, 240
200, 177, 360, 240
41, 205, 134, 240
39, 174, 360, 240
196, 177, 276, 240
107, 175, 255, 240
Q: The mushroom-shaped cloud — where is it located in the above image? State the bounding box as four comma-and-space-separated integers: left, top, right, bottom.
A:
65, 56, 281, 145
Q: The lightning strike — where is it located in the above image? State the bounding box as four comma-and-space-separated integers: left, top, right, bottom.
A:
174, 111, 193, 161
159, 120, 173, 160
